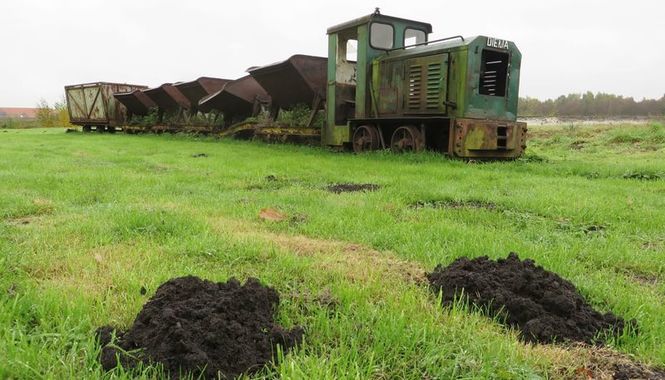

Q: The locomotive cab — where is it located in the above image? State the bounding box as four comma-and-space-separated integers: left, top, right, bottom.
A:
324, 9, 432, 147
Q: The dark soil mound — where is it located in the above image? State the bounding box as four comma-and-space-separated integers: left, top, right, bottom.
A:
97, 276, 303, 379
427, 253, 635, 344
327, 183, 380, 193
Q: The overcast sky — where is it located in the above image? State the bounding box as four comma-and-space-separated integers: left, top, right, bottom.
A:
1, 0, 664, 107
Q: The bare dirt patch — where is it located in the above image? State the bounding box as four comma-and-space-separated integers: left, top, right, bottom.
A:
570, 140, 587, 150
258, 207, 287, 222
629, 273, 660, 287
207, 216, 425, 284
616, 266, 661, 287
427, 253, 636, 344
97, 276, 302, 379
245, 175, 296, 191
326, 183, 380, 193
5, 216, 38, 225
641, 239, 664, 251
269, 234, 425, 284
5, 198, 55, 224
622, 171, 663, 181
554, 344, 665, 380
28, 243, 150, 301
582, 224, 606, 235
411, 199, 498, 210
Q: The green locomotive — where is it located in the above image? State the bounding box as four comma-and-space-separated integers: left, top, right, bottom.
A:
324, 10, 526, 158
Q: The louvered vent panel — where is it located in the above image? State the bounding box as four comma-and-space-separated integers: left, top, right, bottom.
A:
479, 50, 509, 97
426, 63, 441, 109
407, 64, 422, 110
481, 64, 498, 96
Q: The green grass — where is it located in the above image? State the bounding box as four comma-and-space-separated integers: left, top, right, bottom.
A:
1, 123, 664, 379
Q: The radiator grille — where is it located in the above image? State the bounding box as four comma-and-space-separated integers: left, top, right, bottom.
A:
426, 63, 441, 109
407, 64, 421, 110
405, 54, 447, 113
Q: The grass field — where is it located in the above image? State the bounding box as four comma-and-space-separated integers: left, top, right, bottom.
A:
1, 123, 664, 379
0, 118, 41, 130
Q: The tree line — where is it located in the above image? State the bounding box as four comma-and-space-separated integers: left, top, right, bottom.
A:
518, 92, 665, 117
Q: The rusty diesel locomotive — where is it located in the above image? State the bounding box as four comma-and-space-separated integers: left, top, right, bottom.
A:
65, 10, 527, 159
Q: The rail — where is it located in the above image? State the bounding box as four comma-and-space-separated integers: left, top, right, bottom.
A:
386, 35, 465, 54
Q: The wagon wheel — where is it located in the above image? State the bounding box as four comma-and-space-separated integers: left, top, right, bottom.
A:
390, 126, 424, 153
352, 125, 380, 153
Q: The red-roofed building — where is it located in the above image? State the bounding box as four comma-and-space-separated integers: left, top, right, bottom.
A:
0, 107, 38, 119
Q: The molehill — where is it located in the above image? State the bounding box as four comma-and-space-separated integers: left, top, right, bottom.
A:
427, 253, 635, 344
97, 276, 303, 379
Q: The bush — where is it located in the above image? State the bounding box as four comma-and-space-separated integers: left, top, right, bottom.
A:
276, 104, 324, 128
36, 99, 56, 128
130, 108, 159, 127
35, 98, 72, 128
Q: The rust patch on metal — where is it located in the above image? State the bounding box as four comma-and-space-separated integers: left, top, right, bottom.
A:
452, 118, 527, 159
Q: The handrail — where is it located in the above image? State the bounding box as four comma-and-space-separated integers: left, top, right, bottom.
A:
386, 35, 465, 54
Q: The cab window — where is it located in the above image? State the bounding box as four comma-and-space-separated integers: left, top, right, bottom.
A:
370, 22, 394, 49
346, 39, 357, 62
404, 28, 426, 47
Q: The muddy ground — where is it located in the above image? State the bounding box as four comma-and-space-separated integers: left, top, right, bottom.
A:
427, 253, 635, 344
97, 276, 302, 379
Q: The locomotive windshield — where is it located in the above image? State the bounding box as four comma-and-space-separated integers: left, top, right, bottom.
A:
479, 49, 509, 97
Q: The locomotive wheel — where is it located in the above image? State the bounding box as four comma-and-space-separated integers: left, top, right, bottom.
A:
352, 125, 380, 153
390, 126, 424, 153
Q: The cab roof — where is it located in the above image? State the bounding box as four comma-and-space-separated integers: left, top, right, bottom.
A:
327, 11, 432, 35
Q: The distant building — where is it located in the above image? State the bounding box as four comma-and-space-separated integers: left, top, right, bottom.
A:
0, 107, 38, 119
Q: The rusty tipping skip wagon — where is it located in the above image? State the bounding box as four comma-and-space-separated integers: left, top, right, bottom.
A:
65, 10, 527, 159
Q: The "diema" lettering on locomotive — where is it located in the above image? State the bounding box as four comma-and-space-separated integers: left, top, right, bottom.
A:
486, 37, 509, 49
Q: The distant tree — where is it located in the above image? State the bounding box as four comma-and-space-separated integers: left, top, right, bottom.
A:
518, 93, 665, 117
